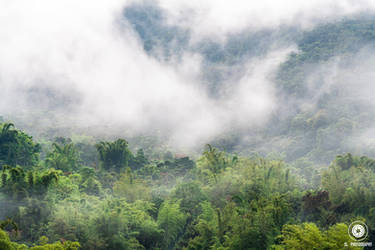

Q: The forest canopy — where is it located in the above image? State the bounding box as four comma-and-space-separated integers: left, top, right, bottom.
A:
0, 123, 373, 249
2, 1, 375, 249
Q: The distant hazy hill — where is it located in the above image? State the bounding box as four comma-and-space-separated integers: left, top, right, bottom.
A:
6, 4, 375, 166
124, 5, 375, 164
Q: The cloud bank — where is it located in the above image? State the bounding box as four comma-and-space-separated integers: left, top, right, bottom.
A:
1, 0, 375, 149
159, 0, 375, 39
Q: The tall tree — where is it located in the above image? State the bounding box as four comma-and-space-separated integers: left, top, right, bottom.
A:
157, 200, 186, 249
0, 123, 40, 167
96, 139, 133, 171
45, 142, 81, 172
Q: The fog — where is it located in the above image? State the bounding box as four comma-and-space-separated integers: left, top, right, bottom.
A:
304, 47, 375, 155
1, 0, 375, 149
159, 0, 375, 39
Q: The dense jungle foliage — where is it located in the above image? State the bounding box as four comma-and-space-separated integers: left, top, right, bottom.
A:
0, 122, 374, 249
3, 6, 375, 250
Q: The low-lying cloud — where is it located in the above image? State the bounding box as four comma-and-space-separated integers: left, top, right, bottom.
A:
158, 0, 375, 39
1, 0, 375, 149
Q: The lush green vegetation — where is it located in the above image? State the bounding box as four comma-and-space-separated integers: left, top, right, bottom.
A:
0, 122, 374, 249
3, 8, 375, 250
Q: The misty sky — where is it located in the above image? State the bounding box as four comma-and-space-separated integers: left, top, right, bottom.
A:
1, 0, 375, 149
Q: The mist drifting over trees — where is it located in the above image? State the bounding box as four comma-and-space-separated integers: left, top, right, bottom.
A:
2, 1, 375, 249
